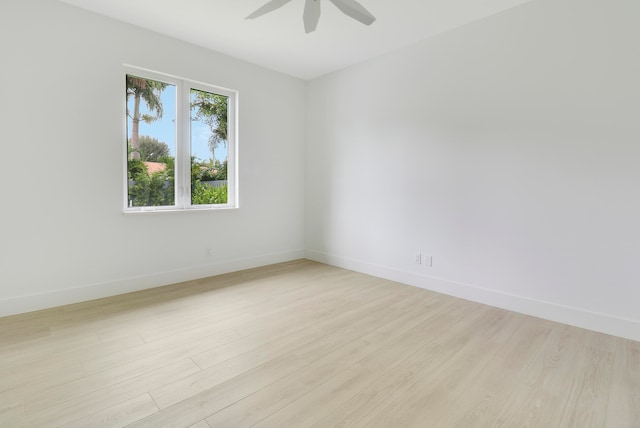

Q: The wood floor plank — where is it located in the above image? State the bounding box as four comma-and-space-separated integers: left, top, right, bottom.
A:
606, 338, 640, 426
313, 307, 527, 428
1, 334, 145, 391
309, 298, 480, 428
81, 274, 393, 379
24, 349, 203, 414
113, 278, 323, 342
187, 421, 211, 428
145, 287, 427, 416
7, 261, 324, 344
131, 290, 435, 427
80, 270, 388, 376
0, 330, 101, 366
22, 359, 200, 427
0, 260, 636, 428
481, 324, 590, 427
554, 331, 616, 428
0, 363, 87, 403
136, 269, 355, 342
60, 393, 158, 428
0, 401, 23, 427
427, 320, 553, 427
191, 279, 406, 370
206, 295, 463, 428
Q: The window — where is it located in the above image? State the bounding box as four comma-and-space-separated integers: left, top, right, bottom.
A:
124, 67, 237, 212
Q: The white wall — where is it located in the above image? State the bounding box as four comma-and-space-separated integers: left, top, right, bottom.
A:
1, 0, 638, 342
0, 0, 306, 315
306, 0, 640, 341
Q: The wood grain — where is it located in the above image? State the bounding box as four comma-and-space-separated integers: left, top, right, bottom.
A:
0, 259, 637, 427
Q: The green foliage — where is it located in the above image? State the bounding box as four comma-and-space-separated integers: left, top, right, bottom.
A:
192, 159, 227, 182
128, 154, 228, 207
127, 157, 147, 179
126, 76, 167, 123
125, 77, 230, 208
190, 157, 227, 205
191, 90, 228, 159
127, 155, 175, 207
192, 183, 228, 205
159, 155, 175, 173
138, 136, 170, 162
128, 171, 174, 207
127, 75, 168, 160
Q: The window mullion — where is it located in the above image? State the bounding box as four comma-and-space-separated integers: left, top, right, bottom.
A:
176, 81, 191, 208
124, 66, 236, 212
227, 94, 237, 207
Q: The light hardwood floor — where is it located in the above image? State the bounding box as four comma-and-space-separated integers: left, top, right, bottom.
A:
1, 260, 638, 427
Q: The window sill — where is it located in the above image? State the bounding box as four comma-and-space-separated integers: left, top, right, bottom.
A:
123, 205, 238, 215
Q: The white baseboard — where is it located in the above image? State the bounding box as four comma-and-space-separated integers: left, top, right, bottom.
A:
306, 249, 640, 342
0, 249, 305, 317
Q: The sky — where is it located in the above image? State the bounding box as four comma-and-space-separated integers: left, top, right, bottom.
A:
127, 83, 228, 163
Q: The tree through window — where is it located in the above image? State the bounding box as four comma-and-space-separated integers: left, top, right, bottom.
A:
125, 68, 237, 211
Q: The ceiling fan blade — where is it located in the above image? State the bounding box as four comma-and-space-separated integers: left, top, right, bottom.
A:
303, 0, 321, 33
329, 0, 376, 25
246, 0, 295, 19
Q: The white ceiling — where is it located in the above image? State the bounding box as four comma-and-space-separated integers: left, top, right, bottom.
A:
59, 0, 535, 80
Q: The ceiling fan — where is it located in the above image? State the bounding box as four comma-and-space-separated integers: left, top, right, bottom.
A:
246, 0, 376, 33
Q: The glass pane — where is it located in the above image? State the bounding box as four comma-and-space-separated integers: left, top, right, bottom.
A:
190, 88, 229, 205
125, 75, 176, 208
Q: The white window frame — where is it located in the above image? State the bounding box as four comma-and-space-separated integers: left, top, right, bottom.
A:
123, 66, 238, 213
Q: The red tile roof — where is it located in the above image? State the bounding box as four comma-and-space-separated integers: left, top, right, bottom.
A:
144, 161, 167, 174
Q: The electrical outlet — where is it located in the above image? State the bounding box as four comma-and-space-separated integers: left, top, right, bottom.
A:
205, 248, 213, 257
414, 253, 422, 265
423, 255, 433, 267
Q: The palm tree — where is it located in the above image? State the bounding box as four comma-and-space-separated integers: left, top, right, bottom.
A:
191, 90, 228, 162
126, 75, 167, 159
